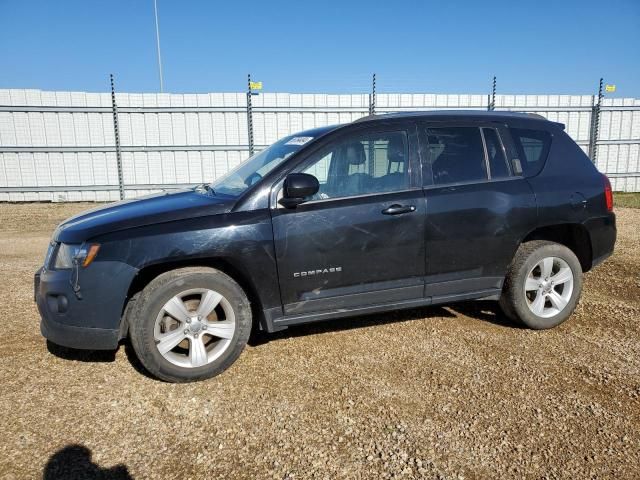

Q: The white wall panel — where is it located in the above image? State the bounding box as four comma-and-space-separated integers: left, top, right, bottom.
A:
1, 89, 639, 200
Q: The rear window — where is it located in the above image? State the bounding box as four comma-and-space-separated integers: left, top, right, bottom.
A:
510, 128, 552, 176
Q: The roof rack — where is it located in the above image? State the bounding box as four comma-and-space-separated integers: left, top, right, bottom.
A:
351, 110, 553, 124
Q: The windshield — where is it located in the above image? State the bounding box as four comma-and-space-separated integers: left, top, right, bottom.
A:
210, 134, 316, 196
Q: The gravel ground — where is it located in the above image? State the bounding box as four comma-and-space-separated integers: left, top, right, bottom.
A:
0, 203, 638, 479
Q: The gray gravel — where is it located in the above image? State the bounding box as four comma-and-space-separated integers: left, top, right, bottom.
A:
0, 203, 638, 479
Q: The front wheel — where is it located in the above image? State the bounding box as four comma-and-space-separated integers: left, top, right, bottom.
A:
500, 241, 583, 329
129, 267, 252, 382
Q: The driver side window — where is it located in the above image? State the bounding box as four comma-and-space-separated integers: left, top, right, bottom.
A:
301, 131, 409, 200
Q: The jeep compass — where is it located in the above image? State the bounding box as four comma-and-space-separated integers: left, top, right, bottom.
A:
35, 111, 616, 382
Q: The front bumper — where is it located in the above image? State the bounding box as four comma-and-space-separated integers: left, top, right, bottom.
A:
39, 306, 120, 350
35, 261, 137, 350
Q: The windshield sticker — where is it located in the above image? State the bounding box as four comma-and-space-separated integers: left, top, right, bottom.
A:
285, 136, 313, 146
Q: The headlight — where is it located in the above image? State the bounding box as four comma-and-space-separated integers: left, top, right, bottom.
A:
53, 243, 100, 269
43, 242, 56, 268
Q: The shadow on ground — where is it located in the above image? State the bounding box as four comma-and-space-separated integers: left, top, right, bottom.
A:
46, 300, 520, 378
46, 340, 117, 362
43, 444, 133, 480
448, 300, 524, 329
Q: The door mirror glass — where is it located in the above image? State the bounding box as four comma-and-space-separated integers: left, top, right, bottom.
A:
279, 173, 320, 208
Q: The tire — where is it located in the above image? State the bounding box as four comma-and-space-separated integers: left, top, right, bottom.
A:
129, 267, 252, 382
499, 241, 583, 330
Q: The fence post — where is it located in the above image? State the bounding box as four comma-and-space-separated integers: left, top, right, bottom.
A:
246, 74, 255, 157
588, 94, 596, 161
368, 73, 376, 115
366, 73, 377, 175
588, 78, 604, 164
109, 74, 125, 200
488, 76, 496, 111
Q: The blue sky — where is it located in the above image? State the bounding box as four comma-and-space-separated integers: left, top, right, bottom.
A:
0, 0, 638, 96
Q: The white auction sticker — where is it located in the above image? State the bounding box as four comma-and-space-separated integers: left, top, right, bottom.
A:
285, 136, 313, 146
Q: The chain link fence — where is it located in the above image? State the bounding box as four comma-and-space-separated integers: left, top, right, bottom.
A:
0, 87, 638, 201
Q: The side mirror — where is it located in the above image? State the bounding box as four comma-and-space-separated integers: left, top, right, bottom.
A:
278, 173, 319, 208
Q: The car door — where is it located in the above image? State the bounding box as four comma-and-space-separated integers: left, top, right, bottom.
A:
270, 123, 427, 316
419, 121, 537, 300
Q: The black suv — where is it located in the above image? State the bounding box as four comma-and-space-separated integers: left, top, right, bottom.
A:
35, 111, 616, 382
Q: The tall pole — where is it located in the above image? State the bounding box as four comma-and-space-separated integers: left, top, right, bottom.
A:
367, 73, 377, 175
489, 76, 496, 111
369, 73, 376, 116
110, 74, 125, 200
247, 74, 254, 156
153, 0, 164, 92
588, 78, 604, 163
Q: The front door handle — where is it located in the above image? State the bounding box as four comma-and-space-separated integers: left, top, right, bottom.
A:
382, 204, 416, 215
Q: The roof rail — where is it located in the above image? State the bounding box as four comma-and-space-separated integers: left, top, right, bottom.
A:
354, 114, 379, 123
351, 110, 555, 124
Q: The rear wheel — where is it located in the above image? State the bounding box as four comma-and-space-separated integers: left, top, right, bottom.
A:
500, 241, 583, 329
129, 267, 251, 382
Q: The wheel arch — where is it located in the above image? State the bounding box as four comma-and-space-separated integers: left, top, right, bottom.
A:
520, 223, 593, 272
120, 257, 267, 338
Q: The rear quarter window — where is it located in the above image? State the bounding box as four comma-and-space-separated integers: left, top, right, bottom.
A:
510, 128, 552, 177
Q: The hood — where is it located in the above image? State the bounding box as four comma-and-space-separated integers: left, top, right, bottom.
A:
54, 189, 235, 243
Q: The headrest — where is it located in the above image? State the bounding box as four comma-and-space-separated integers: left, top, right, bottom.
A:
387, 135, 406, 164
344, 142, 366, 165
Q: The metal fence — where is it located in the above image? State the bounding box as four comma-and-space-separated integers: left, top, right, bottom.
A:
1, 87, 639, 201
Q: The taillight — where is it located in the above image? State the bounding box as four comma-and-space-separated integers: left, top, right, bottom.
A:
603, 174, 613, 212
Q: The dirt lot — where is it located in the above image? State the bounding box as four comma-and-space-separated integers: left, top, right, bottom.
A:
0, 203, 638, 479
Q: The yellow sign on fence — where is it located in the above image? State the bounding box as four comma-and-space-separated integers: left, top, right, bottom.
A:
249, 81, 263, 90
605, 84, 616, 93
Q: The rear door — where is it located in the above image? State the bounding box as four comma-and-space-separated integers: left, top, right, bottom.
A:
419, 122, 537, 300
270, 123, 427, 316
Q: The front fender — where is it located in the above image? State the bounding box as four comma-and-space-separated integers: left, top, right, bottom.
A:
93, 210, 282, 312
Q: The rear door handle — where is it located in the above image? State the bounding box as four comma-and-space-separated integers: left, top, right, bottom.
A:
382, 204, 416, 215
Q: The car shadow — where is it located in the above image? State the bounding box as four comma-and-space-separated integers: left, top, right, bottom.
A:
45, 339, 158, 381
46, 301, 521, 376
43, 444, 133, 479
46, 340, 117, 363
122, 341, 158, 381
447, 300, 525, 329
248, 300, 521, 347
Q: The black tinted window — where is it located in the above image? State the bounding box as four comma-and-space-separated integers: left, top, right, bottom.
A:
482, 128, 510, 179
426, 127, 487, 185
510, 128, 551, 176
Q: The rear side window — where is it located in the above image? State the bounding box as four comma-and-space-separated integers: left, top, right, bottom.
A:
510, 128, 552, 176
426, 127, 487, 185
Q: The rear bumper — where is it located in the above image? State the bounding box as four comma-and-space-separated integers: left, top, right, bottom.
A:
585, 213, 616, 269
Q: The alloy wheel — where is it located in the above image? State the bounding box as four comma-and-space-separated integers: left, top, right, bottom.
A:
524, 256, 574, 319
153, 288, 236, 368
